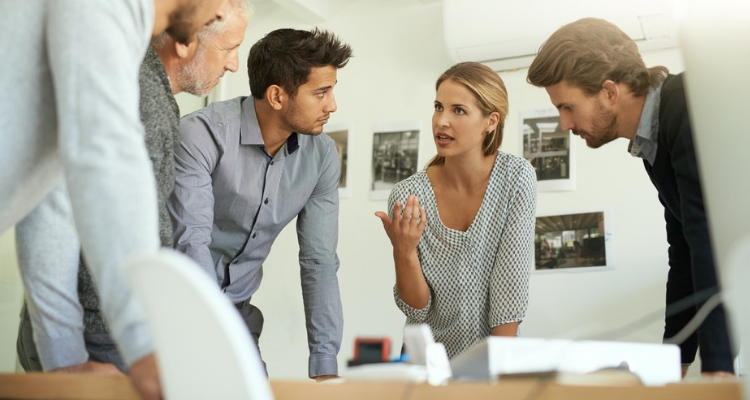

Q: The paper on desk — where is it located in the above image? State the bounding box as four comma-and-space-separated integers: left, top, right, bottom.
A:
450, 337, 681, 386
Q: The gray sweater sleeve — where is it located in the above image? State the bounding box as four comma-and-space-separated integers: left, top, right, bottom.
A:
16, 181, 87, 370
42, 0, 157, 367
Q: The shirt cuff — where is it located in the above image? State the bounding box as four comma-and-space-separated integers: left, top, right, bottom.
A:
309, 355, 338, 378
36, 333, 88, 370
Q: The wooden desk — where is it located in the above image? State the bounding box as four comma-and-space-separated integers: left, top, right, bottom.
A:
0, 373, 743, 400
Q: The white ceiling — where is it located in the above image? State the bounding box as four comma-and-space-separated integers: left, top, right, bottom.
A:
255, 0, 440, 22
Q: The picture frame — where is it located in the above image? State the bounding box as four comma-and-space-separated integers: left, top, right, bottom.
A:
324, 121, 353, 198
521, 108, 576, 191
534, 209, 614, 273
370, 121, 422, 201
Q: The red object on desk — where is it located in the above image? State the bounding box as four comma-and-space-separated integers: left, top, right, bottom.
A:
353, 337, 391, 362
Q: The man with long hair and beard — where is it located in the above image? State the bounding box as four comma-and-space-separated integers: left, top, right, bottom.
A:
528, 17, 735, 379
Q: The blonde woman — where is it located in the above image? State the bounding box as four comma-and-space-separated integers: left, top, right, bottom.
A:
376, 62, 536, 358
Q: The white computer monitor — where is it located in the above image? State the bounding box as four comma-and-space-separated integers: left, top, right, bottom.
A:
678, 0, 750, 393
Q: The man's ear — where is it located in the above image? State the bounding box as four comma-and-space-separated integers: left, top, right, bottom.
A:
601, 80, 620, 104
266, 85, 286, 110
174, 40, 196, 59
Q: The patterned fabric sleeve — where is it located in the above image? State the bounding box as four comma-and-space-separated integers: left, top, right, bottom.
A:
393, 286, 432, 322
489, 160, 536, 327
388, 178, 433, 322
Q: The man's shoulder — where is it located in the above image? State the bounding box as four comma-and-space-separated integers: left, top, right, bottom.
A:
314, 132, 337, 149
139, 48, 172, 105
655, 74, 695, 165
298, 132, 337, 158
180, 97, 246, 132
183, 97, 245, 119
658, 74, 688, 123
659, 74, 687, 106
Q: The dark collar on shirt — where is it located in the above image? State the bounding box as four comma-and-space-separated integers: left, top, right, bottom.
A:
286, 132, 300, 154
240, 97, 300, 155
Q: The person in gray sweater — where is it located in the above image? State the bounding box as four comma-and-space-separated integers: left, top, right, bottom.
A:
0, 1, 223, 399
15, 0, 250, 375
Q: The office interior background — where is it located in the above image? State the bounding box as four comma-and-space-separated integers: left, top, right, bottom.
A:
0, 0, 708, 379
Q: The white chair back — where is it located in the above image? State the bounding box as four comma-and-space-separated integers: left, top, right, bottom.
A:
124, 250, 273, 400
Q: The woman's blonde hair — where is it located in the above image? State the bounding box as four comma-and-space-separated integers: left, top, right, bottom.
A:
428, 62, 508, 167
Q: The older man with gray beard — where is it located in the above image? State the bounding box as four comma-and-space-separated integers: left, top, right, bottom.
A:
156, 0, 251, 97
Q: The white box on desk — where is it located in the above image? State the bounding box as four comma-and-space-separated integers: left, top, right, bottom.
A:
449, 337, 681, 386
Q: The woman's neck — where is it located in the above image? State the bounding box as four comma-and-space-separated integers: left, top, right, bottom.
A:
432, 152, 496, 191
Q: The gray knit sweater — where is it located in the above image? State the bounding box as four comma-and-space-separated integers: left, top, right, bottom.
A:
79, 46, 180, 333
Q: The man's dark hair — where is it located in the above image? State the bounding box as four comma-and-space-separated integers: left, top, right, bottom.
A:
247, 28, 353, 99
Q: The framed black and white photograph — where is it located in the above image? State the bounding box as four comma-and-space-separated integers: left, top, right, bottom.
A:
534, 209, 614, 273
324, 121, 353, 198
521, 108, 576, 191
370, 121, 422, 200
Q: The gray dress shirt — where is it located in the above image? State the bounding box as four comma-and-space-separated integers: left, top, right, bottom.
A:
169, 96, 343, 377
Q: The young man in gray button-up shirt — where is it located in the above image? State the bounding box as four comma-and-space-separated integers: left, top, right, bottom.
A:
169, 28, 353, 380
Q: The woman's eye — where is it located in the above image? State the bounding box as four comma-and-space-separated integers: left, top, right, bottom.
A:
434, 104, 443, 111
455, 108, 465, 115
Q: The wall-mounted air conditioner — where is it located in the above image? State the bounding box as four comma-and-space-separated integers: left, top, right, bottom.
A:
443, 0, 678, 72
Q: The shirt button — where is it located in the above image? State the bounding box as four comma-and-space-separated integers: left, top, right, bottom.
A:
252, 233, 257, 239
270, 161, 274, 166
264, 198, 269, 204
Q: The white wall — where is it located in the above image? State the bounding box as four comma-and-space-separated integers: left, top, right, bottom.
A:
205, 0, 688, 379
0, 0, 692, 379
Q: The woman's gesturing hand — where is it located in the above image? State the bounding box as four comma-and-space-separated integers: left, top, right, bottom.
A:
375, 195, 427, 255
